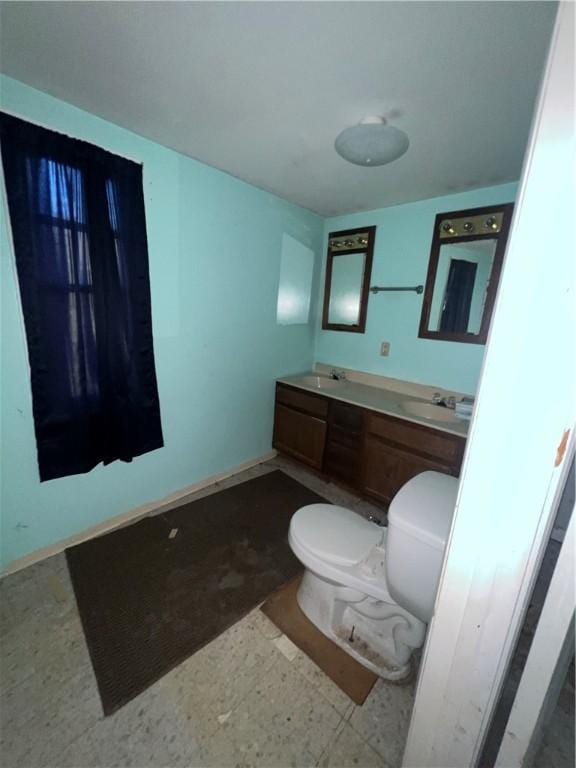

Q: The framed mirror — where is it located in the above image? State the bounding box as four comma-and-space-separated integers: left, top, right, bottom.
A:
419, 204, 514, 344
322, 226, 375, 332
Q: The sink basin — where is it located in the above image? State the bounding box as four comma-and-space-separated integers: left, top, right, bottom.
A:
299, 375, 344, 390
400, 401, 460, 423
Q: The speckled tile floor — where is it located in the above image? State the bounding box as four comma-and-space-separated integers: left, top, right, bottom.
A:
0, 458, 411, 768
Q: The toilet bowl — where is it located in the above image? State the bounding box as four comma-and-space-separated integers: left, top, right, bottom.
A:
288, 471, 458, 680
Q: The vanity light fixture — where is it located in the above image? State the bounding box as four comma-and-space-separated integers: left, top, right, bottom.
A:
329, 230, 373, 253
334, 116, 409, 167
440, 212, 503, 239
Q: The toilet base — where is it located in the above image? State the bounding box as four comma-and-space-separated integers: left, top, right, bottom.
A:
297, 569, 425, 682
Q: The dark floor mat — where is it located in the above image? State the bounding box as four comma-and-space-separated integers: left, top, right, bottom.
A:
66, 469, 326, 715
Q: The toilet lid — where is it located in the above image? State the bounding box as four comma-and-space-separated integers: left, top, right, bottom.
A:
290, 504, 383, 566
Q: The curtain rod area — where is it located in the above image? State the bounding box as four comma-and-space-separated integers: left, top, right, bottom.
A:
0, 108, 144, 166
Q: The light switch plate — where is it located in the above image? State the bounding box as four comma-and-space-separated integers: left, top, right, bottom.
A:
380, 342, 390, 357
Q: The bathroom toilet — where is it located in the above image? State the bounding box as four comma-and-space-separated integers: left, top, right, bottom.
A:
288, 471, 458, 680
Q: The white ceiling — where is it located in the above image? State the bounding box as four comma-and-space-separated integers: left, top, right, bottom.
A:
0, 2, 556, 216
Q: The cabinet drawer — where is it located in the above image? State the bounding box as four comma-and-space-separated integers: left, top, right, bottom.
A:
324, 440, 362, 488
273, 404, 327, 470
276, 384, 328, 420
327, 423, 362, 452
330, 401, 364, 434
366, 411, 463, 466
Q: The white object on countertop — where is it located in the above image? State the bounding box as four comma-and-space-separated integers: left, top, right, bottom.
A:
455, 399, 474, 421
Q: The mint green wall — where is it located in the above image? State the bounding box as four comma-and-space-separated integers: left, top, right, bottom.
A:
0, 75, 519, 570
0, 76, 323, 569
315, 184, 517, 394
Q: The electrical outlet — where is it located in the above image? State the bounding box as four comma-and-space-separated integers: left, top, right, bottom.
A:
380, 342, 390, 357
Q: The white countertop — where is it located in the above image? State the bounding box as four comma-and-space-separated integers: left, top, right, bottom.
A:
277, 372, 470, 439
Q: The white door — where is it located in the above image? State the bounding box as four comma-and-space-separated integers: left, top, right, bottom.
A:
403, 3, 575, 766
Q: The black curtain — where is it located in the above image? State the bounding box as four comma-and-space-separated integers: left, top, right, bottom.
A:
439, 258, 478, 333
0, 113, 163, 481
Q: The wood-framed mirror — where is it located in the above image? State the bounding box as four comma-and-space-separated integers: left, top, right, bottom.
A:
322, 226, 376, 333
418, 203, 514, 344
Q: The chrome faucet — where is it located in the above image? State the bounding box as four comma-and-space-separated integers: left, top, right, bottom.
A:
330, 368, 347, 381
432, 392, 456, 409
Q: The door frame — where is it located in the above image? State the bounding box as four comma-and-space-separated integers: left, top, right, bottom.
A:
494, 479, 574, 767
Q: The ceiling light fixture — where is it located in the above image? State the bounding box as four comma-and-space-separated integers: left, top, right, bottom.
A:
334, 116, 409, 167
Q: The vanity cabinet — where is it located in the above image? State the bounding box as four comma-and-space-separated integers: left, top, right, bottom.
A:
273, 383, 465, 507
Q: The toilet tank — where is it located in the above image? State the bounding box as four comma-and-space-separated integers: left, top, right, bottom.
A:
386, 471, 458, 623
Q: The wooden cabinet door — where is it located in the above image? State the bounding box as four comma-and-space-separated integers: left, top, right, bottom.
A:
362, 436, 448, 506
366, 411, 464, 469
273, 404, 327, 470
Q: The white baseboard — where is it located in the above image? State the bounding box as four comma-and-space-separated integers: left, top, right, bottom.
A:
1, 450, 278, 577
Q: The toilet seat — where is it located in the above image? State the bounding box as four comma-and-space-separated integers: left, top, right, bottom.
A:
290, 504, 383, 566
289, 504, 393, 603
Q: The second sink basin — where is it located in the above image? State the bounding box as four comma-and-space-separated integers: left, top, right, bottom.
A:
299, 375, 344, 390
400, 400, 461, 423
